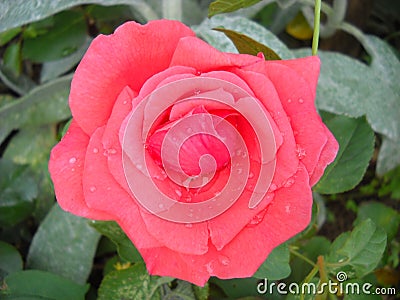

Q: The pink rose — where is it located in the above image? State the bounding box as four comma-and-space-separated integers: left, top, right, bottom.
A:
49, 20, 338, 285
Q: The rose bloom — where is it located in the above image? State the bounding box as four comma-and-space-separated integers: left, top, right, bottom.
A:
49, 20, 338, 285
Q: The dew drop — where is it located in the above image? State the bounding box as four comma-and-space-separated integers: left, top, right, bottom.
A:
296, 145, 306, 160
93, 148, 99, 154
269, 183, 278, 192
298, 98, 304, 104
185, 223, 193, 228
249, 213, 263, 225
158, 203, 165, 209
110, 148, 117, 154
284, 178, 295, 188
123, 100, 128, 105
186, 127, 193, 134
248, 172, 254, 179
194, 89, 201, 95
71, 168, 75, 172
236, 149, 242, 156
195, 70, 202, 76
237, 168, 243, 175
175, 189, 182, 197
287, 98, 292, 103
69, 157, 77, 164
90, 186, 96, 192
219, 255, 230, 266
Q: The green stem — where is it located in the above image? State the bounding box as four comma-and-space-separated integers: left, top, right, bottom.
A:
289, 246, 317, 267
312, 0, 321, 55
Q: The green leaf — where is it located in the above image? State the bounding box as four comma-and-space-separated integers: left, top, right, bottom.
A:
3, 126, 58, 221
26, 204, 101, 285
195, 15, 293, 59
253, 243, 290, 280
0, 159, 38, 227
98, 263, 167, 300
213, 27, 281, 60
0, 27, 21, 46
1, 270, 89, 300
40, 37, 91, 83
0, 241, 23, 280
90, 220, 143, 263
342, 279, 382, 300
354, 202, 400, 242
22, 11, 87, 62
326, 219, 387, 278
192, 283, 210, 300
288, 236, 331, 283
208, 0, 262, 17
0, 0, 158, 33
210, 277, 261, 298
376, 138, 400, 176
314, 115, 375, 194
0, 74, 72, 144
295, 36, 400, 175
3, 42, 22, 76
0, 63, 37, 96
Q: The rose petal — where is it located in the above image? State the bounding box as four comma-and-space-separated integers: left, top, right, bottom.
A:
70, 20, 195, 135
170, 36, 262, 72
232, 68, 298, 185
265, 61, 333, 181
310, 126, 339, 185
273, 56, 320, 99
102, 86, 136, 193
139, 210, 209, 255
48, 121, 112, 220
141, 163, 312, 285
83, 126, 161, 249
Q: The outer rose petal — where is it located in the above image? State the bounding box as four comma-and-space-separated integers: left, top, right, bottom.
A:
48, 121, 111, 220
83, 126, 161, 249
141, 164, 312, 286
265, 60, 338, 183
70, 20, 195, 135
170, 36, 262, 72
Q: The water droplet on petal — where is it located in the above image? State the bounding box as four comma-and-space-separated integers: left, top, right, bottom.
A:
269, 183, 278, 192
284, 178, 295, 188
175, 189, 182, 198
248, 172, 254, 179
195, 70, 202, 76
296, 145, 306, 160
90, 186, 96, 192
285, 205, 291, 213
287, 98, 292, 103
194, 89, 201, 95
185, 223, 193, 228
237, 168, 243, 175
69, 157, 77, 164
298, 98, 304, 104
186, 127, 193, 134
93, 148, 99, 154
71, 168, 75, 172
219, 255, 230, 266
123, 100, 128, 105
158, 203, 165, 209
